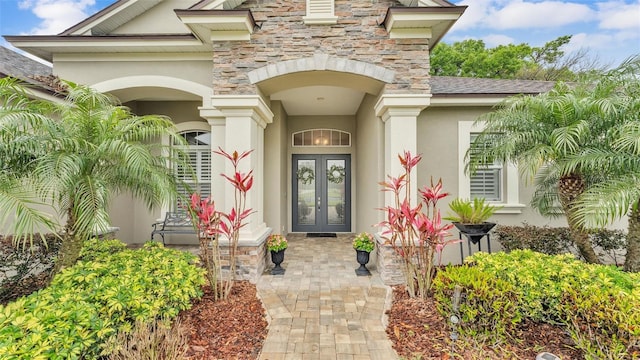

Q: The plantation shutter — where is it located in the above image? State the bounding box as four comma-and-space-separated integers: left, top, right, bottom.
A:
174, 131, 211, 210
469, 133, 502, 201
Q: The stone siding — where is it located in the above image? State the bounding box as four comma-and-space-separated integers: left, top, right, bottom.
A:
217, 241, 270, 283
375, 236, 406, 285
213, 0, 431, 95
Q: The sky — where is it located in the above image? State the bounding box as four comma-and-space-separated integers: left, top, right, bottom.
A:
0, 0, 639, 68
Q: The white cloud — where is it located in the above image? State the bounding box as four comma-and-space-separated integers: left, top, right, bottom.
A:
482, 34, 515, 47
19, 0, 96, 35
596, 0, 640, 30
451, 0, 595, 31
492, 1, 595, 29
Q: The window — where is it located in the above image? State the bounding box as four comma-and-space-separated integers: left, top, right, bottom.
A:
303, 0, 338, 24
469, 133, 501, 201
292, 129, 351, 147
458, 121, 524, 213
173, 130, 211, 210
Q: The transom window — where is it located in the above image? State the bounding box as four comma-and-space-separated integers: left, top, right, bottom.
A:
292, 129, 351, 147
173, 130, 211, 210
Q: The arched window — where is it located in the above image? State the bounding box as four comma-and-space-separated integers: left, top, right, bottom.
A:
292, 129, 351, 147
173, 130, 211, 209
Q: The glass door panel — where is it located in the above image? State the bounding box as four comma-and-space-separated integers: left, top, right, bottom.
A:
292, 154, 350, 232
326, 159, 346, 225
296, 159, 316, 226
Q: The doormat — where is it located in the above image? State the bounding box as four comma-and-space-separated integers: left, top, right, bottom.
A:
306, 233, 337, 238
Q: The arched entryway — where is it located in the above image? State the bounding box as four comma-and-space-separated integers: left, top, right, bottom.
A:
249, 55, 391, 235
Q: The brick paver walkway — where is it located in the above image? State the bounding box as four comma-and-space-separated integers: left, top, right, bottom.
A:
257, 233, 398, 360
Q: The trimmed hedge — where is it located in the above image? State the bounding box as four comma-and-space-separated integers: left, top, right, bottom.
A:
0, 240, 205, 359
494, 224, 626, 264
434, 250, 640, 358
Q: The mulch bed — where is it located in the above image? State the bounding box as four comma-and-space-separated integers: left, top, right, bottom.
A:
386, 285, 584, 359
180, 281, 268, 360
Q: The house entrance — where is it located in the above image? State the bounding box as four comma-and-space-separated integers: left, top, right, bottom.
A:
292, 154, 351, 233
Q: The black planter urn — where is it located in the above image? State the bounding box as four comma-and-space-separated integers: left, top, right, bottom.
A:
452, 222, 496, 244
355, 250, 371, 276
270, 249, 286, 275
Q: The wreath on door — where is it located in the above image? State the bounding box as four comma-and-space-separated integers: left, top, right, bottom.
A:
297, 166, 315, 185
327, 164, 346, 184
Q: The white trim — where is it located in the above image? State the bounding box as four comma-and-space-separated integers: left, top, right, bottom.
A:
430, 96, 505, 107
458, 120, 523, 213
54, 52, 212, 62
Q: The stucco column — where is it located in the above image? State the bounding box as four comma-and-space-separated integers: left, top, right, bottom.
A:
374, 94, 431, 207
209, 95, 274, 242
201, 108, 227, 211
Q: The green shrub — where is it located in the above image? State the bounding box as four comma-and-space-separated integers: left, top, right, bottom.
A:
0, 240, 205, 359
433, 265, 522, 343
560, 284, 640, 360
494, 224, 573, 255
494, 224, 627, 264
78, 238, 128, 262
466, 250, 640, 358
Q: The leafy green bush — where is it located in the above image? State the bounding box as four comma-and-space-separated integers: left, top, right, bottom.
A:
433, 265, 522, 343
494, 224, 573, 255
494, 224, 626, 264
465, 250, 640, 358
0, 240, 205, 359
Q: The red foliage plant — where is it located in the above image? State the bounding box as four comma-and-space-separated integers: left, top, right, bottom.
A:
377, 151, 459, 299
187, 147, 255, 301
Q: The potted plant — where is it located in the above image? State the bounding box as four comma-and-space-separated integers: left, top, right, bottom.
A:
445, 197, 501, 244
352, 232, 375, 276
267, 234, 288, 275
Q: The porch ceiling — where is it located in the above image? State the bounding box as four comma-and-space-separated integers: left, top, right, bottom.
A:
271, 86, 366, 116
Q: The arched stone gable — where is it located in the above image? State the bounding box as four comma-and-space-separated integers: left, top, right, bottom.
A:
247, 54, 395, 85
212, 0, 431, 95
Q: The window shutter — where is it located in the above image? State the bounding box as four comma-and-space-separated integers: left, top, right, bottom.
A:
470, 133, 502, 201
173, 131, 212, 210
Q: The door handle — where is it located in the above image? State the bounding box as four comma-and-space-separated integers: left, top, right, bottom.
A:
317, 196, 321, 210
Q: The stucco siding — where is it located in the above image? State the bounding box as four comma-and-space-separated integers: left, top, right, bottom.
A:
111, 0, 194, 35
53, 59, 212, 90
264, 100, 289, 235
355, 93, 384, 233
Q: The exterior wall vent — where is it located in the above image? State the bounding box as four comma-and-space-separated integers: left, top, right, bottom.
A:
303, 0, 338, 25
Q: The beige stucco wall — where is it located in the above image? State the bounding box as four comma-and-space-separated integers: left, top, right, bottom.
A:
418, 105, 573, 264
355, 94, 385, 233
111, 0, 193, 35
53, 58, 212, 90
264, 101, 289, 235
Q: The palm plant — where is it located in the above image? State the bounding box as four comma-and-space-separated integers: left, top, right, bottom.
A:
0, 77, 184, 273
466, 77, 625, 264
556, 56, 640, 271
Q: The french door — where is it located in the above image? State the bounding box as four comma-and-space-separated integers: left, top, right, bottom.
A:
292, 154, 351, 233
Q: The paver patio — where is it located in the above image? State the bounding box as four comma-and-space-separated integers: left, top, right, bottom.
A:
257, 233, 398, 360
